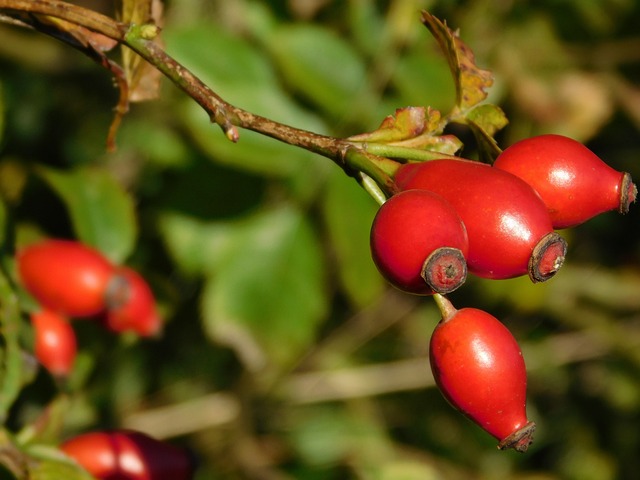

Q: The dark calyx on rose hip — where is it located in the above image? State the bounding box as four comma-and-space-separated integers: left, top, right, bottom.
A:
370, 189, 469, 295
429, 295, 536, 452
494, 134, 637, 229
395, 159, 567, 283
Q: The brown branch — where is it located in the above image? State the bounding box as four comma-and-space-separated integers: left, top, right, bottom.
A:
0, 0, 399, 195
0, 0, 125, 38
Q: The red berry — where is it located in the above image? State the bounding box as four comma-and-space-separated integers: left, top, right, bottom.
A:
17, 239, 115, 317
60, 430, 194, 480
370, 189, 468, 294
395, 159, 567, 282
494, 134, 637, 228
104, 267, 161, 337
429, 295, 535, 452
31, 309, 77, 377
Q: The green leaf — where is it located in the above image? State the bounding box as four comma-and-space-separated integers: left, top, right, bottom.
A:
37, 166, 137, 263
391, 48, 456, 113
0, 81, 4, 146
201, 206, 328, 371
421, 11, 493, 111
0, 271, 26, 423
0, 199, 6, 248
29, 455, 95, 480
265, 24, 375, 121
158, 212, 234, 277
181, 102, 323, 179
465, 103, 508, 163
164, 25, 328, 178
348, 107, 438, 143
321, 169, 385, 308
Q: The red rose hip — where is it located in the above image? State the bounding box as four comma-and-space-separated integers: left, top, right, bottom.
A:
370, 190, 469, 295
31, 309, 77, 377
429, 295, 535, 452
395, 159, 566, 282
494, 134, 636, 228
17, 239, 115, 317
60, 430, 194, 480
104, 267, 161, 337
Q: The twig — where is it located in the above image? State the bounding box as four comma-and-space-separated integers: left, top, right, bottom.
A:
0, 0, 400, 196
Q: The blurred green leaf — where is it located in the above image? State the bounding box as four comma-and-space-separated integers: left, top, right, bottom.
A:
28, 455, 94, 480
201, 206, 328, 371
159, 212, 242, 277
286, 405, 391, 468
37, 166, 137, 263
164, 24, 328, 178
321, 168, 385, 308
391, 48, 455, 113
0, 271, 26, 423
265, 24, 375, 121
347, 0, 386, 57
180, 102, 324, 179
0, 199, 6, 247
0, 81, 4, 146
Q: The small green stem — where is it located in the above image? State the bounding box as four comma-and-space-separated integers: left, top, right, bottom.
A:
360, 143, 463, 162
358, 173, 388, 206
343, 148, 400, 197
432, 293, 457, 322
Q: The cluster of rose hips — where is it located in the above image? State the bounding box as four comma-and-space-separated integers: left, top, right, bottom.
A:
60, 429, 194, 479
17, 239, 161, 378
370, 134, 637, 451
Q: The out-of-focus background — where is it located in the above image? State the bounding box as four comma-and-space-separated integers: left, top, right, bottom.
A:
1, 0, 640, 478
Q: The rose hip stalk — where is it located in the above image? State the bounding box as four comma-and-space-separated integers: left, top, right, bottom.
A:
494, 134, 637, 228
429, 294, 535, 452
395, 159, 566, 282
370, 189, 469, 295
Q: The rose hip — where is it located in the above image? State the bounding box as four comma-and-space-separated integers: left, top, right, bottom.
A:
395, 159, 566, 282
17, 239, 115, 317
429, 295, 535, 452
494, 134, 636, 228
31, 309, 77, 377
370, 189, 468, 295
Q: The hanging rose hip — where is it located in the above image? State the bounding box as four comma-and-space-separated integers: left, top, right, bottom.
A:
395, 159, 567, 282
493, 134, 637, 228
17, 239, 115, 317
104, 267, 161, 337
429, 295, 535, 452
370, 189, 469, 295
31, 309, 77, 378
60, 430, 195, 480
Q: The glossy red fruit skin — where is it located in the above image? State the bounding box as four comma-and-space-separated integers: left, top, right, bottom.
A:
31, 310, 77, 377
370, 189, 468, 295
17, 240, 115, 317
494, 134, 637, 228
60, 430, 194, 480
429, 299, 534, 452
104, 268, 161, 337
395, 159, 565, 281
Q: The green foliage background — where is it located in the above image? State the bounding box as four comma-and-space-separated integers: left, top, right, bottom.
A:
1, 0, 640, 478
